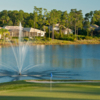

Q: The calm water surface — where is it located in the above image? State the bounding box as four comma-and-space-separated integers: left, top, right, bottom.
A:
0, 44, 100, 83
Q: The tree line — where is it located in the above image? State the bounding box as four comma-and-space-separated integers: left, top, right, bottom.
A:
0, 6, 100, 39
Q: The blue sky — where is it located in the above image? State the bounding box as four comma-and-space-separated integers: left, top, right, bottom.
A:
0, 0, 100, 16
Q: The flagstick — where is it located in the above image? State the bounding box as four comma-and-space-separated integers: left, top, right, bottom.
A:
50, 77, 52, 91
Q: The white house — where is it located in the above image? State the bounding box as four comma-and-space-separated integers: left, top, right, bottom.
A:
3, 26, 46, 37
62, 28, 73, 35
49, 24, 59, 31
83, 24, 99, 30
23, 28, 46, 37
49, 24, 73, 34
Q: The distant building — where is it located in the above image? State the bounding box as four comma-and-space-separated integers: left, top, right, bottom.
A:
49, 24, 73, 34
0, 27, 2, 29
90, 24, 99, 29
62, 28, 73, 35
93, 27, 100, 36
83, 24, 100, 36
49, 24, 59, 31
3, 26, 21, 37
23, 28, 46, 37
0, 27, 2, 39
3, 26, 46, 37
83, 24, 99, 30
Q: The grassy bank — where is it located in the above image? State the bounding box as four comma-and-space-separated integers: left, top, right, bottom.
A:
0, 39, 100, 46
0, 81, 100, 100
31, 39, 100, 45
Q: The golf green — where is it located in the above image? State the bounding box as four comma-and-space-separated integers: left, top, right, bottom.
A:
0, 81, 100, 100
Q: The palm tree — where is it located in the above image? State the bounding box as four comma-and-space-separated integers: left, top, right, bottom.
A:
0, 29, 10, 42
1, 16, 6, 24
59, 24, 66, 37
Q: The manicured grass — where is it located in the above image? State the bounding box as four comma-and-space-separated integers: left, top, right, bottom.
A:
0, 81, 100, 100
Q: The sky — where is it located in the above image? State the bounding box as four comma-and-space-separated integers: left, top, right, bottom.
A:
0, 0, 100, 16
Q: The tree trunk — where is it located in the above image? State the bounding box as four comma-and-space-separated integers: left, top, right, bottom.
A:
91, 31, 93, 37
67, 25, 69, 36
77, 28, 78, 40
75, 23, 76, 35
34, 22, 35, 28
52, 24, 54, 39
87, 30, 88, 36
68, 29, 69, 36
49, 25, 50, 38
3, 20, 4, 24
77, 28, 78, 35
61, 27, 62, 37
34, 22, 35, 40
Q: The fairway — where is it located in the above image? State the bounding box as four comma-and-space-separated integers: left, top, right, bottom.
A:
0, 81, 100, 100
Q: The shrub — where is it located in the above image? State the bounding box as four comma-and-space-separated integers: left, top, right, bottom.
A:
85, 36, 93, 40
54, 31, 60, 39
61, 34, 76, 41
78, 35, 85, 40
46, 38, 52, 41
12, 37, 18, 39
24, 38, 29, 41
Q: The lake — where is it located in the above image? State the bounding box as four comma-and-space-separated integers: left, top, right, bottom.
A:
0, 44, 100, 83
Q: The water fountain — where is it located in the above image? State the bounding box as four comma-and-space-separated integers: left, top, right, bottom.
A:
0, 23, 59, 83
0, 22, 80, 83
8, 22, 30, 75
0, 23, 43, 79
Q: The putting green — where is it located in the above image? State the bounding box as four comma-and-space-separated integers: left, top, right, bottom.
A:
0, 81, 100, 100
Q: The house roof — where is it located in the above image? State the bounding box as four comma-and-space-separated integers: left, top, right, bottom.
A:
90, 24, 99, 29
95, 27, 100, 31
23, 28, 46, 33
84, 24, 99, 30
3, 26, 46, 33
62, 28, 73, 32
3, 26, 23, 30
55, 24, 59, 27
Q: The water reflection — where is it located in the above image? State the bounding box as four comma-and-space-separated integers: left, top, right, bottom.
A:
0, 44, 100, 82
32, 45, 100, 70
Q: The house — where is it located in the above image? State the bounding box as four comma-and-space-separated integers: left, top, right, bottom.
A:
23, 28, 46, 37
3, 26, 46, 37
62, 28, 73, 35
93, 27, 100, 36
90, 24, 99, 29
49, 24, 73, 34
49, 24, 59, 31
3, 26, 22, 37
83, 24, 99, 30
83, 24, 100, 36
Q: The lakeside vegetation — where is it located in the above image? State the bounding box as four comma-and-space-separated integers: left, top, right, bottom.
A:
0, 36, 100, 46
0, 6, 100, 43
0, 81, 100, 100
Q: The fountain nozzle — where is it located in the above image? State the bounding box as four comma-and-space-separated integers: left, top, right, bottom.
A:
19, 73, 21, 75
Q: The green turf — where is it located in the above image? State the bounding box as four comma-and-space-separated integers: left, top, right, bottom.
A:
0, 81, 100, 100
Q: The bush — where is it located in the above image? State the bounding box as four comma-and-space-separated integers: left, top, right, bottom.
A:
54, 31, 60, 39
78, 35, 85, 40
24, 38, 29, 41
85, 36, 93, 40
46, 38, 52, 41
35, 37, 41, 41
61, 34, 76, 41
12, 37, 18, 39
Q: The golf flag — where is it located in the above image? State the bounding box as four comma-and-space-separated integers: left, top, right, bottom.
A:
51, 73, 53, 77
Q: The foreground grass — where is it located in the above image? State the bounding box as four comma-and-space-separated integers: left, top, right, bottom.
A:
0, 81, 100, 100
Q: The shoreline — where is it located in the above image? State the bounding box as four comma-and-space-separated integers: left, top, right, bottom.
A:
0, 39, 100, 46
